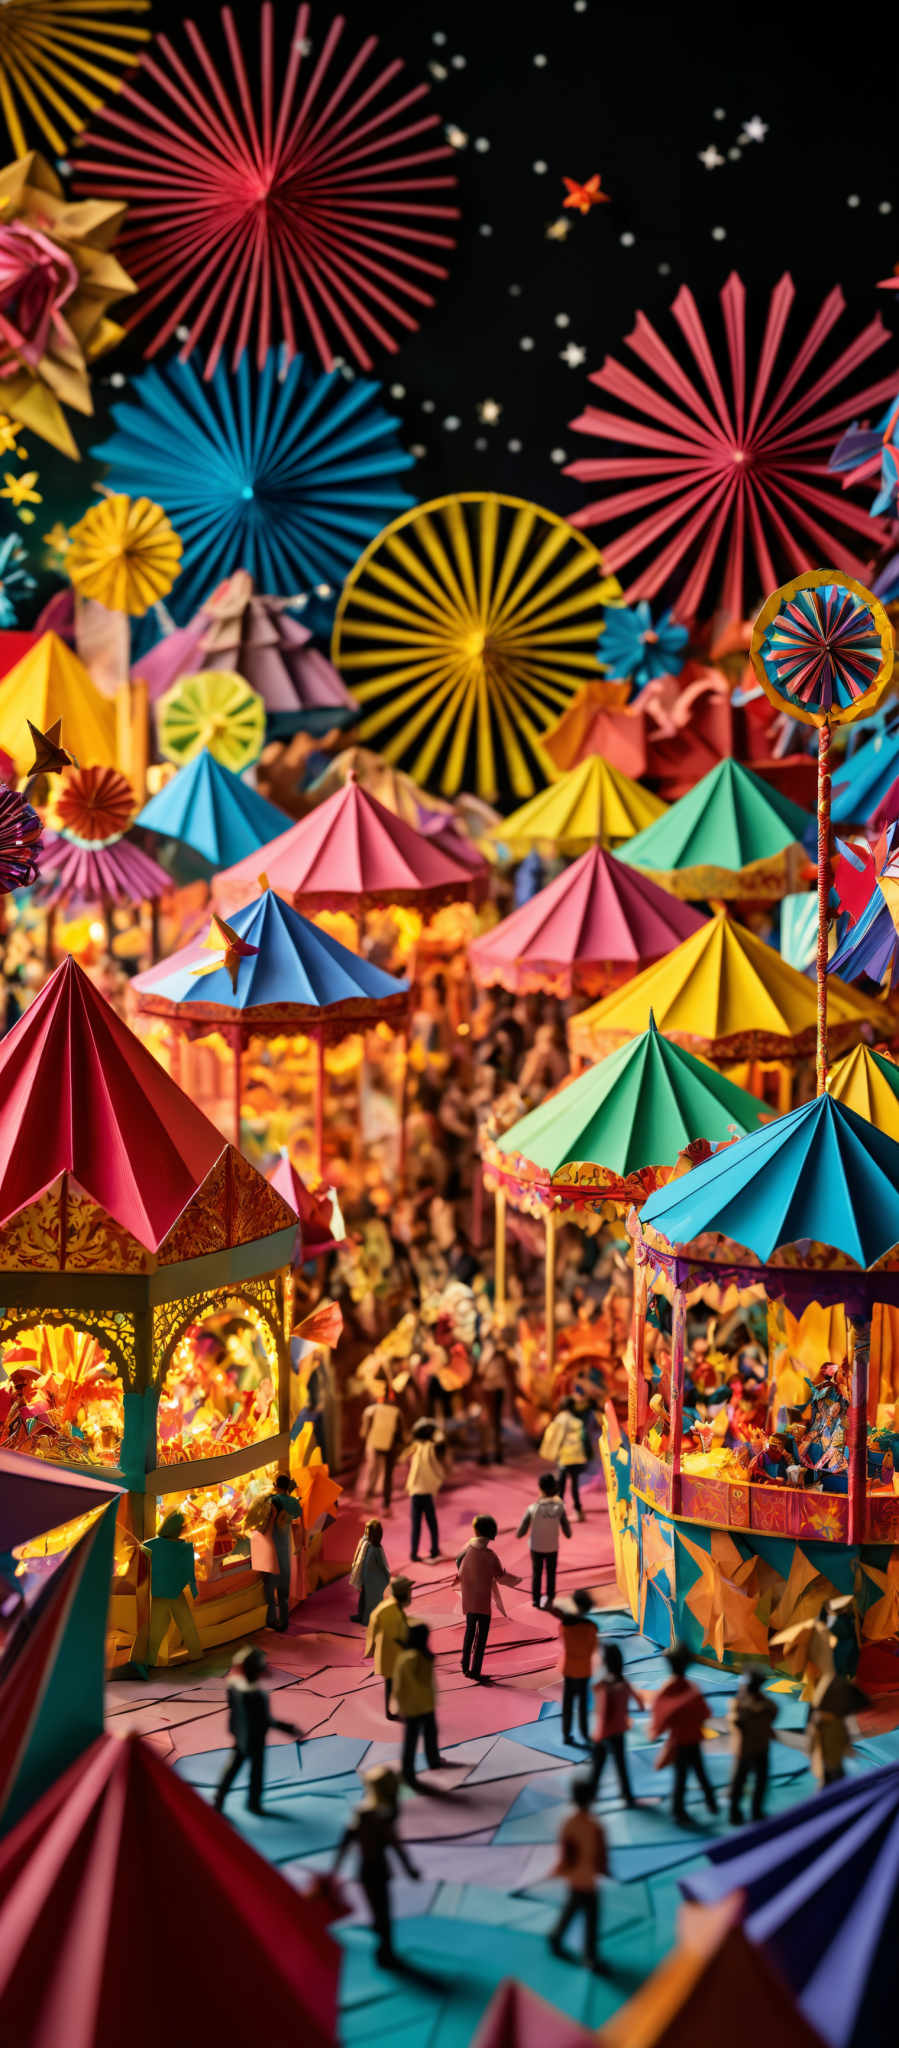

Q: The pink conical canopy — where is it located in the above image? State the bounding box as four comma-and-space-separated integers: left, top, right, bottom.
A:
215, 774, 485, 914
469, 844, 706, 996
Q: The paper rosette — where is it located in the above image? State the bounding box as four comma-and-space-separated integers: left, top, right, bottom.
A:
66, 494, 182, 616
156, 669, 266, 772
750, 571, 894, 728
50, 763, 136, 847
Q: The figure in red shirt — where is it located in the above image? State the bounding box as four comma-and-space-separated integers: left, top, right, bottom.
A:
455, 1514, 520, 1682
649, 1641, 719, 1821
590, 1641, 644, 1803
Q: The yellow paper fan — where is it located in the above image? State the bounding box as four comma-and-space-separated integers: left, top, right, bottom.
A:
66, 494, 183, 615
0, 0, 149, 159
156, 669, 267, 772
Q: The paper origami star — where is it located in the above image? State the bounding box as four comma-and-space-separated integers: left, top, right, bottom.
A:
26, 717, 71, 778
198, 913, 259, 993
562, 174, 609, 214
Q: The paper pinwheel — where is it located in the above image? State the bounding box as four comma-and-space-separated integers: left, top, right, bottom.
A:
156, 670, 267, 773
750, 572, 893, 729
50, 764, 135, 847
66, 495, 183, 616
91, 350, 415, 622
72, 1, 458, 376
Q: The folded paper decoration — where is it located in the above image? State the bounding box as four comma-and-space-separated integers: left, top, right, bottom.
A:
617, 758, 813, 900
0, 1445, 119, 1555
306, 747, 453, 827
827, 1044, 899, 1138
214, 773, 485, 915
92, 348, 416, 622
641, 1092, 899, 1268
597, 1896, 827, 2048
0, 1732, 342, 2045
0, 0, 149, 159
489, 756, 667, 859
135, 570, 357, 734
133, 748, 292, 884
50, 762, 135, 845
471, 1979, 595, 2048
832, 718, 899, 825
0, 631, 117, 775
566, 272, 897, 617
32, 829, 172, 909
267, 1155, 345, 1258
468, 844, 705, 996
332, 492, 622, 803
73, 0, 458, 376
155, 668, 266, 773
66, 493, 182, 614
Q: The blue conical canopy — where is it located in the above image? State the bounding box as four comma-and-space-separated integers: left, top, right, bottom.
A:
641, 1093, 899, 1267
133, 888, 409, 1017
135, 750, 293, 871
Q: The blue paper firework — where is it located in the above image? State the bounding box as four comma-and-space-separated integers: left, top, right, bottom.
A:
91, 351, 417, 623
0, 532, 36, 626
598, 601, 688, 689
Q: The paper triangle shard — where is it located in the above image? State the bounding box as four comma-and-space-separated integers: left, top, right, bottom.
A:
470, 1978, 596, 2048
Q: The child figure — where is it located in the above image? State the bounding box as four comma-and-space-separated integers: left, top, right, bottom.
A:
365, 1573, 414, 1719
360, 1388, 404, 1511
391, 1621, 445, 1786
214, 1646, 301, 1816
591, 1641, 643, 1802
349, 1518, 391, 1626
456, 1514, 520, 1683
548, 1777, 607, 1973
401, 1419, 446, 1562
552, 1588, 598, 1746
543, 1398, 590, 1521
517, 1472, 572, 1607
650, 1641, 719, 1821
333, 1766, 421, 1969
729, 1668, 777, 1823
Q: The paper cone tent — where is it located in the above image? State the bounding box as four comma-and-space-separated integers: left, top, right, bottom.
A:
828, 1044, 899, 1137
0, 1733, 342, 2047
469, 845, 705, 997
0, 633, 117, 776
134, 569, 358, 734
596, 1897, 826, 2048
489, 1016, 766, 1203
214, 774, 485, 915
568, 911, 881, 1066
134, 748, 293, 879
682, 1765, 899, 2048
641, 1093, 899, 1268
618, 759, 812, 900
306, 745, 453, 826
490, 755, 666, 858
0, 954, 294, 1265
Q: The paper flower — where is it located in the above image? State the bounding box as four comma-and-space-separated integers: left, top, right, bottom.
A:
829, 391, 899, 519
566, 272, 898, 618
0, 151, 135, 457
156, 669, 267, 772
51, 763, 136, 846
598, 601, 688, 688
562, 174, 609, 213
72, 3, 458, 377
1, 468, 40, 508
0, 783, 41, 890
66, 494, 183, 615
0, 1, 149, 159
0, 530, 36, 624
91, 349, 415, 621
752, 574, 893, 727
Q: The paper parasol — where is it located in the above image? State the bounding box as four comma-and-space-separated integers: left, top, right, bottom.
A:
331, 492, 621, 803
0, 1, 149, 159
750, 572, 894, 729
156, 669, 267, 772
66, 495, 183, 616
49, 763, 136, 846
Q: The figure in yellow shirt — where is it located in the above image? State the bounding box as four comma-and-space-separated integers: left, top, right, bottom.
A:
365, 1574, 414, 1720
391, 1622, 445, 1786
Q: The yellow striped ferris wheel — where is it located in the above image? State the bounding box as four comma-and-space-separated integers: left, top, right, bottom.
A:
331, 492, 621, 803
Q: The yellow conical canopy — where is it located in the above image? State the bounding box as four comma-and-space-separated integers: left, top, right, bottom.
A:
828, 1043, 899, 1139
490, 754, 666, 857
569, 910, 887, 1063
0, 633, 117, 775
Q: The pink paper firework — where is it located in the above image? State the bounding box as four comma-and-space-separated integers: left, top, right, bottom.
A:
565, 272, 898, 620
71, 1, 459, 376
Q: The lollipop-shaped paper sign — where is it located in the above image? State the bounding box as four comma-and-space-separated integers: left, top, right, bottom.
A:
749, 570, 893, 728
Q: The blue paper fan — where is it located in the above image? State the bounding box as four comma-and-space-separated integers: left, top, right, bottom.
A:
91, 351, 417, 623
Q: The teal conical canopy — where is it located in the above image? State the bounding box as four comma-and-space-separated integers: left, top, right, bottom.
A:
618, 758, 812, 895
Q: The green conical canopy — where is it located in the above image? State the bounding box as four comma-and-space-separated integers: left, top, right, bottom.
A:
618, 759, 811, 884
494, 1014, 767, 1182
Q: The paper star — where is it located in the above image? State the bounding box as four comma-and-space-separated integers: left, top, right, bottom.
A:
478, 399, 501, 423
198, 914, 259, 993
26, 718, 71, 778
0, 471, 40, 508
562, 173, 609, 213
698, 144, 725, 169
445, 124, 468, 149
43, 522, 70, 559
560, 342, 587, 367
740, 116, 768, 141
545, 217, 571, 241
0, 415, 22, 455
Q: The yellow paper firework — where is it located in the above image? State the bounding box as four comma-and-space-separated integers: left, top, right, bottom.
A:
156, 670, 267, 773
66, 494, 182, 614
0, 0, 149, 159
331, 492, 621, 803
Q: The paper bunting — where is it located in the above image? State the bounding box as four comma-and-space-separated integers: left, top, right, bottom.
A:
72, 1, 458, 376
0, 1, 149, 159
751, 573, 893, 728
92, 349, 415, 621
156, 670, 267, 773
66, 494, 183, 615
566, 273, 898, 617
334, 493, 621, 802
50, 762, 135, 846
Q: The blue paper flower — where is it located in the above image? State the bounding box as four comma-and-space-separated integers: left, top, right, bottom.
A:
830, 392, 899, 518
0, 532, 36, 626
91, 351, 417, 624
597, 601, 688, 688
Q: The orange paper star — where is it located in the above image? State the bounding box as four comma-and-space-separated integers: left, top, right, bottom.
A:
26, 717, 71, 777
562, 173, 610, 214
197, 913, 259, 992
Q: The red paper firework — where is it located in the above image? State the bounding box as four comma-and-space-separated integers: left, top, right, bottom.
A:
565, 273, 898, 620
71, 2, 459, 376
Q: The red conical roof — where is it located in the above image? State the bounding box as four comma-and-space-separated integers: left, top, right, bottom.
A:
0, 956, 226, 1249
469, 845, 706, 996
214, 774, 484, 914
0, 1733, 342, 2047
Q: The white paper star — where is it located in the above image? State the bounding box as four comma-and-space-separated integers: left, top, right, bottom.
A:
560, 343, 586, 367
698, 145, 725, 170
478, 399, 502, 423
446, 124, 468, 148
741, 116, 768, 141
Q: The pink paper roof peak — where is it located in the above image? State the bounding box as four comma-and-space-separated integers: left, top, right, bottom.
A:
215, 774, 485, 914
469, 844, 706, 995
